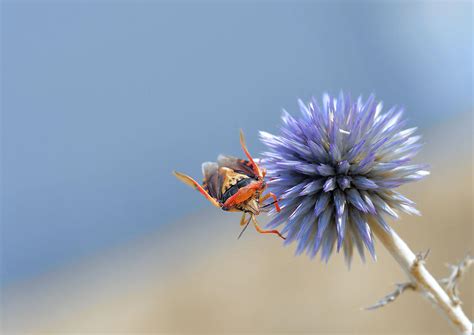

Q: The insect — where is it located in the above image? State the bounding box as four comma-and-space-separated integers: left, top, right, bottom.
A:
173, 130, 284, 239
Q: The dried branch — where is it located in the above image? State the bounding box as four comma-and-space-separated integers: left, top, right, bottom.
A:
365, 249, 430, 311
365, 282, 415, 310
369, 220, 472, 334
415, 249, 431, 264
439, 254, 474, 305
365, 249, 474, 334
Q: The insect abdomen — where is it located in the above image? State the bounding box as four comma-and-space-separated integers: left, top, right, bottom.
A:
220, 177, 254, 203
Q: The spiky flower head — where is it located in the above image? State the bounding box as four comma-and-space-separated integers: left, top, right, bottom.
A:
260, 93, 429, 264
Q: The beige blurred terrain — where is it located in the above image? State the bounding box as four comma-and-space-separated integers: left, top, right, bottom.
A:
2, 114, 473, 334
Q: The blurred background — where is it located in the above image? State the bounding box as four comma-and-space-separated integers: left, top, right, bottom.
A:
1, 1, 472, 334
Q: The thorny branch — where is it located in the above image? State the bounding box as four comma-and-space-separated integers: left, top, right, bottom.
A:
366, 252, 473, 311
439, 254, 474, 305
415, 249, 431, 264
365, 282, 415, 310
365, 250, 430, 310
369, 222, 472, 333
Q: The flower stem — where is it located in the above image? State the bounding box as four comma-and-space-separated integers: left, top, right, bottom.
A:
369, 219, 472, 334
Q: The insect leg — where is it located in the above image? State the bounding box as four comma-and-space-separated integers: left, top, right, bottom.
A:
240, 212, 247, 226
260, 192, 281, 212
261, 200, 277, 210
173, 171, 221, 208
251, 215, 285, 240
239, 130, 262, 178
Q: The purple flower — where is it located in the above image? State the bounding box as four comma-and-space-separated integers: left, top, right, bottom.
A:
260, 93, 429, 264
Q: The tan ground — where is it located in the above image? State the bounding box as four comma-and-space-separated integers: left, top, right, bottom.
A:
2, 114, 473, 334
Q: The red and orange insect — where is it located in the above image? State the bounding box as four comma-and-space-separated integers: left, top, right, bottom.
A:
173, 131, 284, 239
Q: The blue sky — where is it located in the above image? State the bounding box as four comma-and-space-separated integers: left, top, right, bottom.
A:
1, 1, 472, 284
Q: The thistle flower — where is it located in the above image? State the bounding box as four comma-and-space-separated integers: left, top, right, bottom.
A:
260, 93, 429, 264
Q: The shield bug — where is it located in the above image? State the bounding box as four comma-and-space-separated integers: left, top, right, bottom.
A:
173, 130, 284, 239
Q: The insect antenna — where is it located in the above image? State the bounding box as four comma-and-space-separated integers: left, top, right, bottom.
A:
261, 200, 278, 209
237, 215, 252, 239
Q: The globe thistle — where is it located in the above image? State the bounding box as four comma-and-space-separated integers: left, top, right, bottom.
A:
260, 93, 429, 264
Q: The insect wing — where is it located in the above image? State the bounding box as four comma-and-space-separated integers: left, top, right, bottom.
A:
201, 162, 222, 199
217, 154, 256, 178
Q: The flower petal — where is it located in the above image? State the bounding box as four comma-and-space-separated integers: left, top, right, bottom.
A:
323, 177, 336, 192
314, 192, 331, 217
